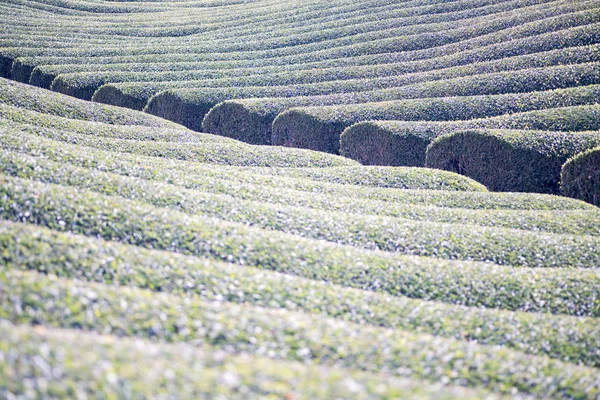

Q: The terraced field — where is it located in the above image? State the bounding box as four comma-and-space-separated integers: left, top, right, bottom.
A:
1, 0, 599, 398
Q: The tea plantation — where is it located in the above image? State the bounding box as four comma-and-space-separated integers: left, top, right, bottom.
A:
0, 0, 599, 398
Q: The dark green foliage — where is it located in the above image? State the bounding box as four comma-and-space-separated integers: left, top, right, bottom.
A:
0, 77, 178, 128
425, 129, 600, 194
341, 121, 432, 166
272, 84, 600, 153
561, 146, 600, 206
340, 104, 600, 166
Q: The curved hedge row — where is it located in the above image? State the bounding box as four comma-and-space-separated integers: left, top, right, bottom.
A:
245, 165, 486, 190
3, 322, 466, 399
0, 0, 173, 13
0, 124, 483, 191
43, 1, 597, 99
340, 104, 600, 166
3, 174, 600, 278
5, 144, 600, 237
92, 20, 600, 110
18, 16, 598, 92
6, 119, 357, 168
6, 126, 597, 213
4, 148, 600, 249
1, 147, 596, 247
0, 77, 178, 128
51, 6, 553, 98
144, 43, 600, 131
561, 146, 600, 206
36, 5, 597, 105
272, 84, 600, 154
0, 103, 225, 143
3, 0, 408, 42
7, 0, 515, 52
44, 12, 599, 100
29, 4, 588, 86
3, 0, 600, 394
4, 220, 600, 367
4, 269, 600, 398
25, 0, 557, 87
425, 129, 600, 194
202, 62, 600, 144
6, 3, 596, 82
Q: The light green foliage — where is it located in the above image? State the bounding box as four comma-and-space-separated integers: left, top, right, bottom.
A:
95, 20, 600, 112
3, 174, 600, 318
0, 78, 178, 127
3, 168, 600, 269
2, 269, 600, 398
3, 321, 479, 400
2, 0, 600, 397
11, 124, 599, 212
5, 149, 600, 241
43, 3, 600, 99
2, 220, 600, 367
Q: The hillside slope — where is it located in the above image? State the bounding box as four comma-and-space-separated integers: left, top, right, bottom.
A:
1, 0, 599, 199
1, 0, 600, 398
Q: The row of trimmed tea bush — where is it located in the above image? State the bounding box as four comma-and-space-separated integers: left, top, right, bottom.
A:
0, 102, 227, 143
89, 20, 600, 110
4, 1, 597, 86
13, 14, 598, 92
561, 146, 600, 206
201, 62, 600, 144
12, 0, 554, 83
3, 268, 600, 398
2, 321, 464, 399
5, 125, 596, 212
6, 148, 600, 261
8, 3, 589, 104
39, 36, 599, 107
0, 77, 178, 127
3, 219, 599, 366
37, 4, 590, 82
143, 43, 600, 131
8, 0, 586, 69
271, 84, 600, 153
425, 129, 600, 194
0, 122, 481, 190
7, 0, 490, 46
21, 0, 575, 83
3, 119, 357, 168
4, 139, 600, 237
49, 6, 600, 100
340, 104, 600, 166
0, 0, 178, 13
2, 0, 600, 395
3, 174, 600, 279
